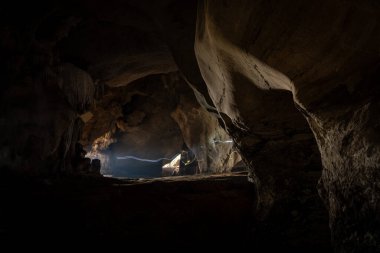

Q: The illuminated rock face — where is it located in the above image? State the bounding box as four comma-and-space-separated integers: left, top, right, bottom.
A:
84, 131, 115, 175
80, 73, 239, 177
0, 1, 238, 176
171, 81, 241, 174
162, 153, 181, 176
195, 0, 380, 251
92, 74, 184, 178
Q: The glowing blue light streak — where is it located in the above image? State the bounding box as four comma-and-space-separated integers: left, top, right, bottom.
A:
116, 153, 180, 162
213, 140, 233, 143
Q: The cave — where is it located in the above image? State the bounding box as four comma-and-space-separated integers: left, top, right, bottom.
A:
1, 0, 379, 251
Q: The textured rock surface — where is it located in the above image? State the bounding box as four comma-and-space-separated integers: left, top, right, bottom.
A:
59, 13, 177, 86
171, 83, 241, 173
82, 73, 240, 176
101, 75, 184, 177
195, 0, 380, 251
1, 0, 379, 251
0, 60, 93, 174
0, 0, 235, 177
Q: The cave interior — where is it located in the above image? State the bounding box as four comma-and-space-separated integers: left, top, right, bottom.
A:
1, 0, 380, 251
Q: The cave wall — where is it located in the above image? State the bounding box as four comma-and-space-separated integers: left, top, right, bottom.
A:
0, 0, 238, 176
0, 28, 95, 174
81, 73, 240, 176
2, 0, 379, 250
195, 0, 380, 251
171, 101, 239, 174
84, 74, 184, 177
57, 0, 178, 86
170, 75, 241, 174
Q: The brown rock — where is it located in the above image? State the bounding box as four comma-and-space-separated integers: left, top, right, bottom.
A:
195, 0, 380, 250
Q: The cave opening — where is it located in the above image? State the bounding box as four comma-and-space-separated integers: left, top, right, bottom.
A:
79, 73, 244, 179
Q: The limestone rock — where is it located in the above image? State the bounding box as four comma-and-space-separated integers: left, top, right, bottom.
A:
56, 63, 95, 112
195, 0, 380, 250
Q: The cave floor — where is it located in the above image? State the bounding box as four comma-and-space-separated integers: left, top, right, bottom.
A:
0, 172, 331, 251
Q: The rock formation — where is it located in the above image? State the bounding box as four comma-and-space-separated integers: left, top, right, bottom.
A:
0, 0, 238, 177
81, 72, 239, 177
195, 0, 380, 251
0, 0, 379, 251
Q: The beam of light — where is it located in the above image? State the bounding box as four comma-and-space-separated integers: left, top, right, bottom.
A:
116, 153, 180, 162
213, 140, 233, 143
